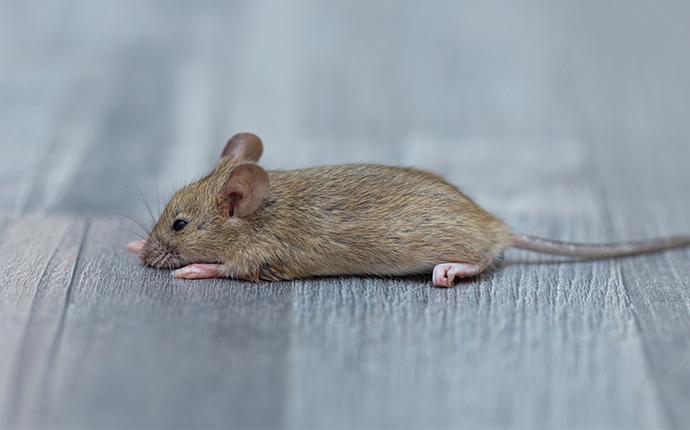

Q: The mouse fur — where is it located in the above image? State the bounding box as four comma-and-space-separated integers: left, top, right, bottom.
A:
138, 134, 512, 282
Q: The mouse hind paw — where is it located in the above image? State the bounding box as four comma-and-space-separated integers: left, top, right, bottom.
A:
432, 262, 487, 288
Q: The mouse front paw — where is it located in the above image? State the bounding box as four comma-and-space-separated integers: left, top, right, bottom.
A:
173, 264, 225, 280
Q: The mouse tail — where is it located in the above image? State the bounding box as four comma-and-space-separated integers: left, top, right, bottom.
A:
511, 234, 690, 259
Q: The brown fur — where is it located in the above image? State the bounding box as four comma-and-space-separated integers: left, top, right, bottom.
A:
141, 135, 512, 281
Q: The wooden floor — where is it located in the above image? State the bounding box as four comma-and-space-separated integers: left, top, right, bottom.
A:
2, 1, 690, 428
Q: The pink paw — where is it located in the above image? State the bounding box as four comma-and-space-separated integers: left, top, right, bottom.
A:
127, 239, 147, 255
432, 263, 486, 287
173, 264, 223, 280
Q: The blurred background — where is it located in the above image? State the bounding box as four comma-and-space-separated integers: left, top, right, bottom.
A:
1, 1, 690, 429
2, 0, 689, 229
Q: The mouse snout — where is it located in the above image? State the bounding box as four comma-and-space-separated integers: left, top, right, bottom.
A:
140, 237, 185, 270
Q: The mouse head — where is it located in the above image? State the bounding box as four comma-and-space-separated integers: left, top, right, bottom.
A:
140, 133, 270, 269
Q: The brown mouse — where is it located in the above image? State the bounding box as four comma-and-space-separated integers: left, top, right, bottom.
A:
127, 132, 690, 287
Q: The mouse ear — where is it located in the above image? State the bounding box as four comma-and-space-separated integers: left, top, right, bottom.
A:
220, 162, 269, 218
221, 133, 263, 162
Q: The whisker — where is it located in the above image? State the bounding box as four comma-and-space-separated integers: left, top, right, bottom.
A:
127, 183, 157, 225
118, 226, 146, 240
120, 183, 155, 225
108, 211, 151, 236
151, 252, 165, 269
156, 181, 163, 218
155, 250, 171, 269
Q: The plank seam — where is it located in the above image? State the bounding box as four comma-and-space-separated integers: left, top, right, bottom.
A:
1, 223, 69, 427
617, 263, 672, 428
35, 218, 90, 423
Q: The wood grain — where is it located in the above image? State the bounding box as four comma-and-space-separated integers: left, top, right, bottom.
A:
1, 0, 689, 428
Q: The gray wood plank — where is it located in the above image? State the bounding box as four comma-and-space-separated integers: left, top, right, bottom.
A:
560, 4, 690, 426
8, 218, 294, 429
285, 249, 667, 428
0, 216, 671, 429
0, 217, 82, 426
584, 110, 690, 429
0, 220, 283, 429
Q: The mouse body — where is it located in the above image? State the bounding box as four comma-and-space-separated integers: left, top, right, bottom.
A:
128, 133, 690, 287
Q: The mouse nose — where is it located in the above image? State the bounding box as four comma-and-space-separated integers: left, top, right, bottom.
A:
140, 238, 180, 269
139, 241, 157, 266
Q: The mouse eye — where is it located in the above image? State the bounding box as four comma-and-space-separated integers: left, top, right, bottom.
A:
172, 219, 188, 231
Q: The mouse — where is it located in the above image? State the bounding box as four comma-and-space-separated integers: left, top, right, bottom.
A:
127, 132, 690, 287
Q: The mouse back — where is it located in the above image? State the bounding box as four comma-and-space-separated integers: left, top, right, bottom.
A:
256, 164, 512, 276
